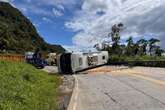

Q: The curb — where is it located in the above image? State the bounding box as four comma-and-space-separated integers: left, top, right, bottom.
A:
67, 75, 79, 110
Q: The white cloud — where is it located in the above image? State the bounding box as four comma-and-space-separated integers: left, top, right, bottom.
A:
52, 8, 63, 17
63, 45, 97, 53
57, 4, 65, 11
66, 0, 165, 49
12, 0, 77, 18
42, 17, 53, 23
82, 0, 108, 13
40, 0, 77, 7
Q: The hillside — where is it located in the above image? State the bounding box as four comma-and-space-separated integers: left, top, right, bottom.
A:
0, 2, 65, 54
0, 60, 61, 110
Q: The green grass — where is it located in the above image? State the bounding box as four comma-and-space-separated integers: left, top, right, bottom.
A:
0, 61, 61, 110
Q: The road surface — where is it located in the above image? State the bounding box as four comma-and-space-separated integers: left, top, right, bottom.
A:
42, 66, 58, 74
68, 66, 165, 110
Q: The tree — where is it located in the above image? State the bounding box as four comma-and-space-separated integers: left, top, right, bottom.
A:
110, 23, 124, 55
148, 38, 160, 55
126, 36, 134, 56
155, 46, 164, 56
126, 37, 134, 46
133, 43, 139, 56
136, 38, 148, 55
0, 24, 10, 52
110, 23, 124, 43
93, 43, 101, 51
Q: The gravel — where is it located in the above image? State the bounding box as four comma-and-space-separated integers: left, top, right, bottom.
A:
42, 66, 58, 74
42, 66, 75, 110
58, 75, 75, 110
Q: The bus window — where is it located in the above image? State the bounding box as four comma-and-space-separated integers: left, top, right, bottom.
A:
79, 58, 83, 66
88, 56, 98, 66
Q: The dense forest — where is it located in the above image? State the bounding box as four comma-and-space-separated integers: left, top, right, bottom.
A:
0, 2, 65, 54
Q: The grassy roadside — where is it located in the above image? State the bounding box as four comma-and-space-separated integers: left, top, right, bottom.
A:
0, 60, 61, 110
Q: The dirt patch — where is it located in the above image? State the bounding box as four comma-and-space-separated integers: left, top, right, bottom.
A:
42, 66, 58, 74
42, 67, 75, 110
57, 75, 75, 110
84, 66, 129, 74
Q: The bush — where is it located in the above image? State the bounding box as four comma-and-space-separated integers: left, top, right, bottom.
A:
109, 55, 165, 62
0, 61, 61, 110
108, 55, 165, 67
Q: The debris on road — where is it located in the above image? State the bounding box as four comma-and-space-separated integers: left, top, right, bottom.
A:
85, 66, 128, 74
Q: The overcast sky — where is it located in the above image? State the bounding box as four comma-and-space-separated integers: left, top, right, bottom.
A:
1, 0, 165, 51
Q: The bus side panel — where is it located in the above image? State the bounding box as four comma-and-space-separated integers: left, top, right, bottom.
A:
71, 54, 89, 73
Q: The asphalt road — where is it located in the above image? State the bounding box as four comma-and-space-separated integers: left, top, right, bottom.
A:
68, 66, 165, 110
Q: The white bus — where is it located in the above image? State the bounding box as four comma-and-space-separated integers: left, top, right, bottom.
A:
57, 51, 109, 74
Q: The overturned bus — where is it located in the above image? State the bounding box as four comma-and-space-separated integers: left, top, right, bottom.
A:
57, 51, 109, 74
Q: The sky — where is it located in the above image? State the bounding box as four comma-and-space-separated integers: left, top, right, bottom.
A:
1, 0, 165, 51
